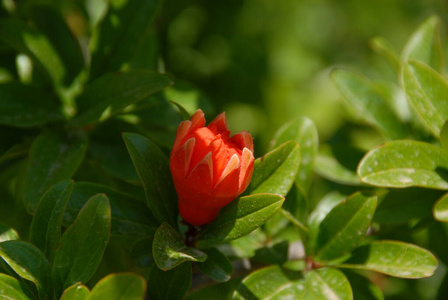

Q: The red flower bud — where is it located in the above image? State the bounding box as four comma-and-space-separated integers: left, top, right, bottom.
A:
170, 109, 255, 226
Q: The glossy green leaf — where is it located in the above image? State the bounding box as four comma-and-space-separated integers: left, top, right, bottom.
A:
25, 4, 84, 86
123, 133, 178, 226
153, 222, 206, 270
434, 192, 448, 222
198, 193, 285, 242
196, 247, 233, 282
341, 240, 438, 278
0, 19, 65, 85
233, 265, 305, 299
440, 120, 448, 150
403, 60, 448, 137
0, 240, 52, 300
0, 223, 19, 242
315, 144, 363, 185
53, 194, 111, 292
147, 262, 191, 300
0, 273, 33, 300
60, 284, 90, 300
22, 131, 87, 213
370, 37, 400, 72
89, 0, 163, 79
248, 141, 300, 197
358, 140, 448, 189
269, 116, 318, 191
64, 182, 158, 237
71, 70, 172, 127
314, 192, 377, 261
402, 15, 442, 72
89, 273, 146, 300
0, 83, 63, 127
331, 68, 406, 140
303, 268, 352, 300
29, 179, 74, 260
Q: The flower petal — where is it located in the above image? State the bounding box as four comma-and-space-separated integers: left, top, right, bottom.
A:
231, 131, 254, 153
239, 147, 255, 192
186, 151, 213, 189
208, 112, 229, 135
190, 109, 206, 132
173, 120, 191, 151
214, 153, 240, 188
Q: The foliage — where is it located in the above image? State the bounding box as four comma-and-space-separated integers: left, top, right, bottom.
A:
0, 0, 447, 299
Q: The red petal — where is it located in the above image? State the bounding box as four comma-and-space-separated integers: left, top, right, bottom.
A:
231, 131, 254, 153
238, 147, 255, 192
184, 152, 213, 196
178, 197, 221, 226
190, 109, 205, 132
172, 120, 191, 151
208, 112, 229, 135
214, 153, 240, 188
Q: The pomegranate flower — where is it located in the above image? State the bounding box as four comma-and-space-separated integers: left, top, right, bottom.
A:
170, 109, 255, 226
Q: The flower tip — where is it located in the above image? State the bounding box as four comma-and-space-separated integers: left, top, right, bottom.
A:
208, 112, 229, 134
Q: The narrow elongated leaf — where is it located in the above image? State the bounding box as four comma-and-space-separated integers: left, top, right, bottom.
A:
314, 192, 377, 261
89, 0, 163, 79
0, 240, 52, 300
303, 268, 352, 300
332, 68, 406, 140
22, 131, 87, 213
233, 265, 305, 299
403, 60, 448, 137
358, 140, 448, 189
60, 284, 90, 300
269, 116, 318, 191
248, 141, 300, 197
434, 193, 448, 222
153, 222, 207, 270
341, 241, 438, 278
53, 194, 111, 292
402, 16, 442, 72
64, 182, 158, 237
0, 83, 63, 127
123, 133, 178, 226
71, 70, 172, 127
30, 180, 74, 260
89, 273, 146, 300
0, 19, 65, 86
147, 262, 191, 300
196, 247, 233, 282
25, 4, 84, 85
0, 273, 33, 300
198, 193, 285, 242
0, 223, 19, 242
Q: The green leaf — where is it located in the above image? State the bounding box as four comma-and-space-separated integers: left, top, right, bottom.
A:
341, 240, 438, 279
315, 144, 363, 186
331, 68, 407, 140
0, 223, 19, 242
123, 133, 178, 226
153, 222, 206, 270
60, 283, 90, 300
185, 277, 241, 300
64, 182, 158, 238
358, 140, 448, 189
29, 179, 74, 260
0, 83, 63, 127
53, 194, 111, 292
252, 241, 289, 265
248, 141, 300, 197
403, 60, 448, 137
198, 193, 285, 242
89, 273, 146, 300
147, 262, 191, 300
440, 120, 448, 150
314, 192, 377, 261
269, 116, 318, 192
344, 271, 384, 300
434, 192, 448, 222
233, 265, 305, 300
303, 268, 353, 300
71, 70, 172, 127
0, 240, 52, 300
196, 247, 233, 282
22, 131, 87, 213
24, 4, 84, 86
89, 0, 163, 79
402, 15, 443, 72
0, 19, 65, 86
129, 236, 154, 268
370, 37, 400, 72
0, 273, 34, 300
